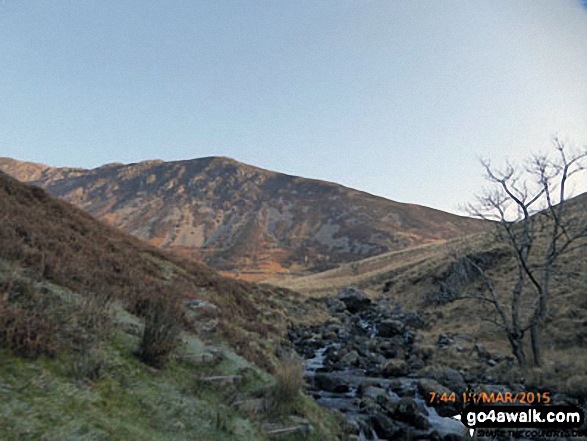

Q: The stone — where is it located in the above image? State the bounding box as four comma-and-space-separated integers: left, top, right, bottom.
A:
422, 366, 467, 394
360, 386, 387, 401
441, 368, 467, 393
393, 397, 430, 429
371, 413, 403, 439
185, 299, 218, 311
407, 355, 426, 371
340, 350, 360, 366
377, 319, 405, 338
381, 359, 409, 377
313, 374, 350, 393
336, 287, 372, 314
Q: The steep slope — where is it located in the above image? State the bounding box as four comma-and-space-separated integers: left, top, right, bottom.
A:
0, 170, 342, 439
0, 156, 487, 279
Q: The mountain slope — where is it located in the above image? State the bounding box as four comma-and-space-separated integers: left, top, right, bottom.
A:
270, 192, 587, 376
0, 170, 341, 440
0, 156, 487, 279
271, 191, 587, 298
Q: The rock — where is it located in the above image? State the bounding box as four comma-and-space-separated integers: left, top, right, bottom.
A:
182, 352, 214, 363
377, 341, 400, 359
407, 355, 426, 371
436, 333, 452, 346
442, 368, 466, 393
487, 359, 497, 366
423, 366, 467, 394
393, 397, 430, 429
340, 350, 360, 366
371, 412, 403, 439
377, 319, 405, 338
336, 287, 372, 313
185, 299, 218, 312
417, 378, 454, 399
202, 375, 242, 386
381, 359, 409, 377
359, 386, 387, 401
417, 379, 460, 417
313, 374, 350, 393
403, 312, 426, 329
327, 298, 347, 314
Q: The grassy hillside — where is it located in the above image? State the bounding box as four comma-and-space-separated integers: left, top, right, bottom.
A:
0, 171, 342, 440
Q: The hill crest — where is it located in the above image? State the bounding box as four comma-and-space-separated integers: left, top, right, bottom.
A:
0, 156, 488, 279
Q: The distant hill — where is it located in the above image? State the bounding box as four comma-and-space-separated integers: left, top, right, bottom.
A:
0, 156, 487, 280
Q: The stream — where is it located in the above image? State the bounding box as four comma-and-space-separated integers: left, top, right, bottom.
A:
289, 288, 473, 440
304, 344, 468, 440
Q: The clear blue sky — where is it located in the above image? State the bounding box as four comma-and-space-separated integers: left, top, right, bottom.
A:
1, 0, 586, 213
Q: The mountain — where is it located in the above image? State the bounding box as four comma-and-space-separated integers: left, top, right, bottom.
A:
0, 170, 342, 440
0, 156, 487, 280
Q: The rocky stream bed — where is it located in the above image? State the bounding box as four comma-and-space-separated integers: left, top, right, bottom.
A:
289, 288, 586, 440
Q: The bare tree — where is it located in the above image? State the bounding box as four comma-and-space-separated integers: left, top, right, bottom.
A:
465, 138, 587, 366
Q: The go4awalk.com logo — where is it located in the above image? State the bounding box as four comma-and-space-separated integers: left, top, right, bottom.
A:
452, 405, 585, 438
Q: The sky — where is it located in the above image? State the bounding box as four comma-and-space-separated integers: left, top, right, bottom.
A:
1, 0, 586, 214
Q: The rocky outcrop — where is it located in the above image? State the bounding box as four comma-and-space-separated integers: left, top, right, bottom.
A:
336, 287, 372, 313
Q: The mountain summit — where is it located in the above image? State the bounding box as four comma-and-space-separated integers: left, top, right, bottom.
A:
0, 156, 487, 279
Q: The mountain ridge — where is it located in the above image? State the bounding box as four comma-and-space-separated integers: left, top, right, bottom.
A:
0, 156, 488, 279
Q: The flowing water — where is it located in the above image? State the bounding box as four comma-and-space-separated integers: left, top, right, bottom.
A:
304, 345, 468, 440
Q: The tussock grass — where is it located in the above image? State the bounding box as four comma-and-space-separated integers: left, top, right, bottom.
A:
269, 353, 304, 415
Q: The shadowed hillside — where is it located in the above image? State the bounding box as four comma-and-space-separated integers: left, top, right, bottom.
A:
0, 157, 488, 280
270, 192, 587, 390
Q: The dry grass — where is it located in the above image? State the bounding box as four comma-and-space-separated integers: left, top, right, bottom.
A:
269, 353, 305, 415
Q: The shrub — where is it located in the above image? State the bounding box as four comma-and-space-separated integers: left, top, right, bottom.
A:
137, 299, 182, 368
0, 298, 59, 357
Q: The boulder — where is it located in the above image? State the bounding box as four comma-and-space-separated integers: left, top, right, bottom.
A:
340, 350, 360, 367
422, 366, 467, 394
381, 359, 409, 377
377, 319, 405, 338
313, 374, 350, 393
417, 378, 453, 397
393, 397, 430, 429
360, 386, 388, 401
336, 287, 371, 313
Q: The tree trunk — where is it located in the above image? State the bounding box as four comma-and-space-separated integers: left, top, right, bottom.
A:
530, 322, 542, 366
509, 334, 526, 366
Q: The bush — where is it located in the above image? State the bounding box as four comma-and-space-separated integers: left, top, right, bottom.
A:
0, 298, 59, 357
137, 299, 182, 368
270, 353, 304, 415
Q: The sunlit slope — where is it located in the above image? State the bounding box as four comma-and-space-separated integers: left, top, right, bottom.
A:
0, 156, 487, 279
